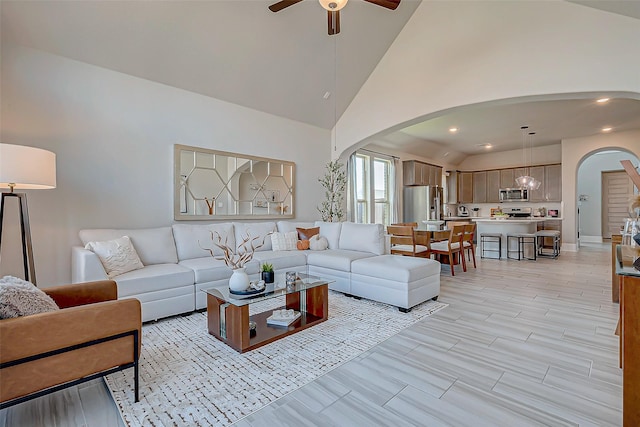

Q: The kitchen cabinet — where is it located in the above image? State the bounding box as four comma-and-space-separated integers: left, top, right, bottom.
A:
473, 171, 487, 203
458, 172, 473, 203
500, 169, 515, 189
529, 166, 545, 202
544, 164, 562, 201
403, 161, 442, 186
487, 170, 501, 203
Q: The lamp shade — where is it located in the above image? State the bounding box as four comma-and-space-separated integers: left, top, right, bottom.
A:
0, 143, 56, 190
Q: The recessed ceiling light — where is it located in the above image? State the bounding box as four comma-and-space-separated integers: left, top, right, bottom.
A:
602, 127, 613, 132
596, 98, 610, 104
449, 127, 458, 133
323, 91, 331, 100
476, 143, 493, 149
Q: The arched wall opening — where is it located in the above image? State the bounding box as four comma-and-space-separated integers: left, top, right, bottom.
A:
562, 130, 640, 252
576, 149, 639, 247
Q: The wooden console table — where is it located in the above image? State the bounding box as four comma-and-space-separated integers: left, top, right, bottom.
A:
612, 234, 622, 302
617, 244, 640, 426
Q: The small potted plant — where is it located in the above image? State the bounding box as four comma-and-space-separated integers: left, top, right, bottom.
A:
261, 263, 274, 284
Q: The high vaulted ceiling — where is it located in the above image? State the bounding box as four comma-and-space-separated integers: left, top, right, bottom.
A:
2, 0, 639, 159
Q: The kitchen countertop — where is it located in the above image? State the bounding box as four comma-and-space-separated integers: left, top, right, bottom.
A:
472, 217, 563, 223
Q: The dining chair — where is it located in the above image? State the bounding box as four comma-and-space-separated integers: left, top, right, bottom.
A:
387, 225, 430, 258
430, 224, 466, 275
462, 223, 477, 268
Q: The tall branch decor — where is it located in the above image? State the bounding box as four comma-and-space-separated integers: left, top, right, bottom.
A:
317, 160, 347, 222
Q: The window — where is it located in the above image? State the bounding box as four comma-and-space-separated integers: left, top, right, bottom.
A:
350, 151, 395, 225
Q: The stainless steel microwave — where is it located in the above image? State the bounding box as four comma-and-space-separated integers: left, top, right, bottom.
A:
499, 188, 529, 202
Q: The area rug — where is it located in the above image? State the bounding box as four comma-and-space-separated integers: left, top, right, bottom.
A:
105, 291, 447, 426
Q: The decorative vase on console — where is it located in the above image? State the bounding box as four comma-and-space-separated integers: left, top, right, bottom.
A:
229, 267, 250, 292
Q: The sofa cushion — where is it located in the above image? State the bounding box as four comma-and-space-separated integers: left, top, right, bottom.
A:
109, 264, 194, 298
178, 257, 235, 284
276, 221, 315, 233
252, 251, 308, 271
314, 221, 342, 249
84, 236, 144, 278
271, 231, 298, 251
351, 255, 441, 282
172, 223, 235, 261
233, 222, 276, 253
79, 227, 178, 265
338, 222, 385, 255
306, 249, 375, 272
0, 276, 59, 319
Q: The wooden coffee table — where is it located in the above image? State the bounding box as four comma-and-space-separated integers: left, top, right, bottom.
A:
205, 274, 330, 353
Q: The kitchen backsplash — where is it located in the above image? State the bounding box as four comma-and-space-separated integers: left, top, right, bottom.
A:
445, 202, 563, 218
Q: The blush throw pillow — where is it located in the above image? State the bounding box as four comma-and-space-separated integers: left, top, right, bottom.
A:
296, 227, 320, 241
309, 235, 329, 251
0, 276, 59, 319
271, 231, 299, 251
85, 236, 144, 278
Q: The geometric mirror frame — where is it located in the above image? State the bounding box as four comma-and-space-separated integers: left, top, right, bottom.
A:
174, 144, 295, 220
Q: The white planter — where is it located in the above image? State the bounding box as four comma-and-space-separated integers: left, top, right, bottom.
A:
229, 267, 250, 292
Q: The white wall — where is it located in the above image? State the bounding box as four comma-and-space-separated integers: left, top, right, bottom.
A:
456, 144, 562, 171
335, 1, 640, 157
577, 151, 639, 241
562, 130, 640, 251
0, 44, 330, 286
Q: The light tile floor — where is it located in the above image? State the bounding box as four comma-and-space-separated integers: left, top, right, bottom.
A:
1, 243, 622, 426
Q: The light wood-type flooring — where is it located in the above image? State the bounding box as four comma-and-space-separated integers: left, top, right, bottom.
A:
1, 242, 622, 426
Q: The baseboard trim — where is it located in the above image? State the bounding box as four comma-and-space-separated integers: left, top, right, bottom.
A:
562, 243, 578, 252
580, 236, 604, 243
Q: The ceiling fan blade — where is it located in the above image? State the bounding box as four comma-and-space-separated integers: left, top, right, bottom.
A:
363, 0, 401, 10
268, 0, 304, 13
328, 10, 340, 35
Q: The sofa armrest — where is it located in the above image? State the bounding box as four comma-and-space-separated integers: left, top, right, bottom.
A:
44, 280, 117, 309
71, 246, 108, 283
0, 298, 141, 404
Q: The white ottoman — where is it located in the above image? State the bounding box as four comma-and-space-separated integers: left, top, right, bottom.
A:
350, 255, 441, 312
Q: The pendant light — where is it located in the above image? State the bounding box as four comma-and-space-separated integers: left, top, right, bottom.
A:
515, 126, 541, 190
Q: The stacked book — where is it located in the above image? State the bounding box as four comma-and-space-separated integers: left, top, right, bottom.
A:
266, 309, 301, 327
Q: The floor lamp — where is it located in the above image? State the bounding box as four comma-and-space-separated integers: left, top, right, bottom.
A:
0, 143, 57, 286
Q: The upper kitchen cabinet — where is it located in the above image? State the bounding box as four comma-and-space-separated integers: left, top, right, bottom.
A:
473, 171, 487, 203
544, 164, 562, 201
458, 172, 473, 203
403, 160, 442, 186
528, 166, 545, 202
487, 170, 501, 203
500, 169, 515, 189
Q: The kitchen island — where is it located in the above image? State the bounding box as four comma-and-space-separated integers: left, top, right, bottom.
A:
472, 217, 561, 259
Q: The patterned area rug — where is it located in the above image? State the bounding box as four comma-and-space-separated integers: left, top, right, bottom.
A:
105, 291, 447, 426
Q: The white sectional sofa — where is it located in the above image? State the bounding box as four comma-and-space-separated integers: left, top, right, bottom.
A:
72, 221, 440, 322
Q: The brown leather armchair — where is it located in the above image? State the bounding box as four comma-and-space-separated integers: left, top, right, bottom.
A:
0, 280, 141, 409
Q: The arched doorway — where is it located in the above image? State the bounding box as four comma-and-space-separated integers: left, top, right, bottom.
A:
576, 149, 639, 249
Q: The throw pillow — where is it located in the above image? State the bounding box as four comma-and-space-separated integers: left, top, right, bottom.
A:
0, 276, 59, 319
297, 240, 310, 250
85, 235, 144, 278
271, 231, 298, 251
296, 227, 320, 241
309, 234, 329, 251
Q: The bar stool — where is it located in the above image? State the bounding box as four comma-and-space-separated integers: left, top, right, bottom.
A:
480, 232, 502, 259
536, 230, 561, 258
507, 233, 537, 260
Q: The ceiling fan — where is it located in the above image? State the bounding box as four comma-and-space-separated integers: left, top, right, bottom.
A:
269, 0, 401, 35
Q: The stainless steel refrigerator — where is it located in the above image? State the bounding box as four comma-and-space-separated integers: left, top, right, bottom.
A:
403, 186, 444, 225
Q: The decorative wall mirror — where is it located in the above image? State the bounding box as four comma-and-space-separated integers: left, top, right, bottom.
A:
174, 144, 295, 220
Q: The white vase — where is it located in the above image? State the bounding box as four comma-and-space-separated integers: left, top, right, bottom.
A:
229, 267, 250, 292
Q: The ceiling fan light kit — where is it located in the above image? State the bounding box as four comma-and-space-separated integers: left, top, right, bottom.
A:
269, 0, 400, 35
319, 0, 348, 11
